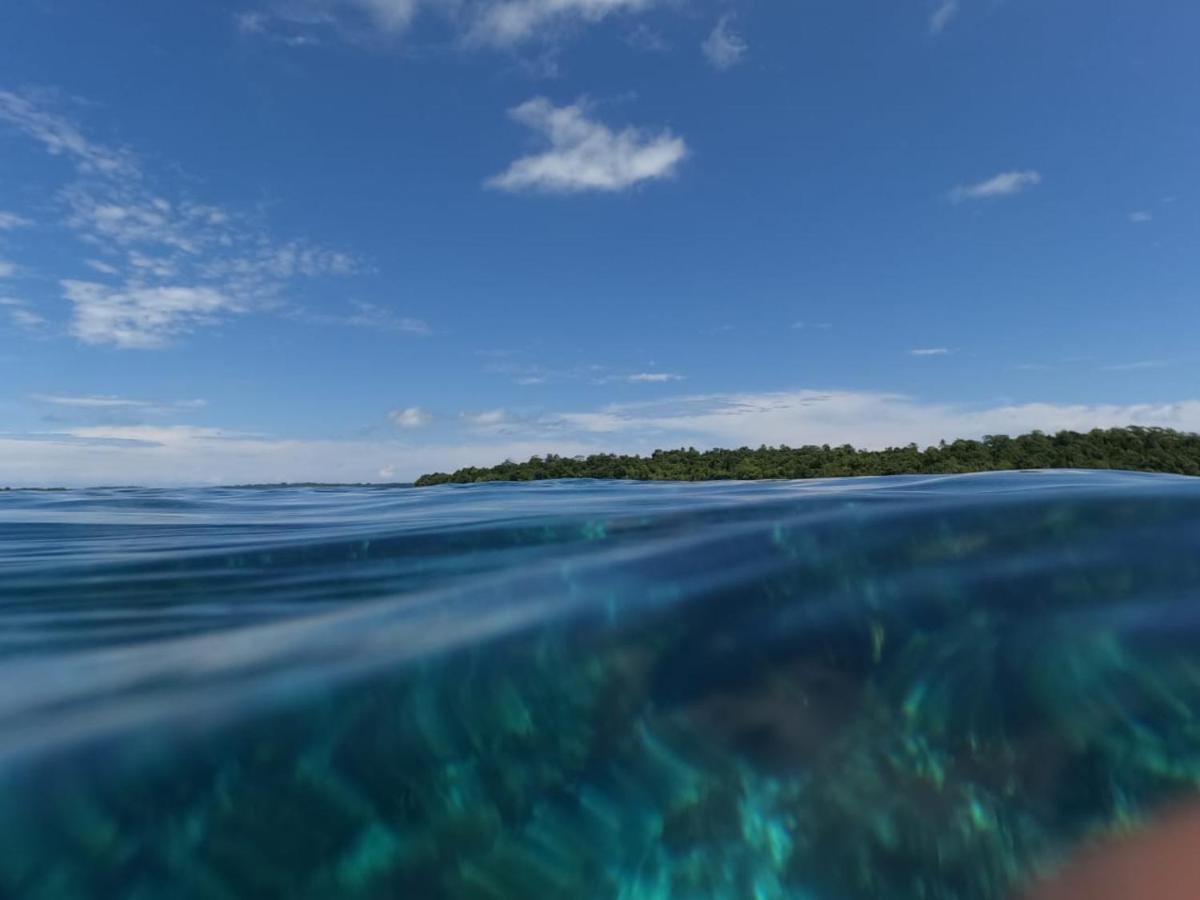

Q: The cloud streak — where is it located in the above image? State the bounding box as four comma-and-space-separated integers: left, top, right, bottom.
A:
930, 0, 959, 34
486, 98, 686, 194
30, 394, 206, 414
0, 211, 32, 231
237, 0, 663, 48
950, 170, 1042, 203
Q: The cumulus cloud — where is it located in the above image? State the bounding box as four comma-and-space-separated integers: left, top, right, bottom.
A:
390, 407, 433, 428
486, 97, 686, 193
950, 170, 1042, 203
0, 88, 367, 348
60, 281, 238, 348
701, 15, 747, 70
929, 0, 958, 34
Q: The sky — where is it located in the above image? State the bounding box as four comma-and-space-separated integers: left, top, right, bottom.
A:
0, 0, 1198, 485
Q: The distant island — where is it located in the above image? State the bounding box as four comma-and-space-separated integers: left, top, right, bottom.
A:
415, 426, 1200, 486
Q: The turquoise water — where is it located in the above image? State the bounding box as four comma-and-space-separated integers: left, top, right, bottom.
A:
3, 471, 1200, 898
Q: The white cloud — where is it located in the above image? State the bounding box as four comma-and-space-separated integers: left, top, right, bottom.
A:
389, 406, 433, 428
0, 89, 361, 348
62, 281, 239, 349
341, 301, 431, 335
469, 0, 655, 45
701, 15, 747, 70
627, 372, 684, 382
0, 89, 135, 177
236, 0, 661, 48
0, 426, 603, 486
792, 321, 832, 330
8, 390, 1200, 486
930, 0, 959, 34
0, 211, 31, 230
233, 9, 321, 45
551, 390, 1200, 453
487, 98, 686, 194
30, 394, 206, 413
950, 170, 1041, 203
0, 261, 15, 278
464, 408, 511, 426
1130, 210, 1153, 223
84, 258, 121, 275
909, 347, 951, 356
0, 297, 44, 330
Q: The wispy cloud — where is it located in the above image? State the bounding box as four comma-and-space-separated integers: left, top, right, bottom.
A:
30, 394, 206, 414
0, 297, 45, 330
0, 88, 360, 348
0, 89, 134, 177
909, 347, 952, 356
486, 97, 687, 194
929, 0, 959, 34
1130, 210, 1153, 223
626, 372, 684, 383
1100, 360, 1169, 372
468, 0, 657, 46
0, 261, 15, 279
0, 211, 32, 231
701, 15, 748, 70
389, 406, 433, 428
234, 10, 321, 46
236, 0, 662, 49
950, 170, 1042, 203
299, 300, 430, 335
791, 321, 832, 330
464, 408, 511, 427
550, 390, 1200, 453
625, 23, 669, 52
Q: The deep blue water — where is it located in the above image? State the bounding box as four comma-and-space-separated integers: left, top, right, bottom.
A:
3, 471, 1200, 898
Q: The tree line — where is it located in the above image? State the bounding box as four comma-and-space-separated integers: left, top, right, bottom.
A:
415, 426, 1200, 486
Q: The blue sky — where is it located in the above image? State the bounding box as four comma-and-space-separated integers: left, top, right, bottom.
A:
1, 0, 1198, 484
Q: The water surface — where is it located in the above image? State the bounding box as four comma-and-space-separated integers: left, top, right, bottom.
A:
3, 471, 1200, 898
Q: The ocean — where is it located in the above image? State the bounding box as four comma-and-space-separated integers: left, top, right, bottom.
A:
3, 471, 1200, 898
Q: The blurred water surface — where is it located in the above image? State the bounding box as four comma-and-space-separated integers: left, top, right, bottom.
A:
3, 471, 1200, 898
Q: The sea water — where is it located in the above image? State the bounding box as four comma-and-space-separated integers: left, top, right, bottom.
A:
3, 471, 1200, 898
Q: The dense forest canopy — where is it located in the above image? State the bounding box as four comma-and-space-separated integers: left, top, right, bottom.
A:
415, 426, 1200, 486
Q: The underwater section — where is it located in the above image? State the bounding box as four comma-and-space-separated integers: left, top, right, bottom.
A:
3, 471, 1200, 898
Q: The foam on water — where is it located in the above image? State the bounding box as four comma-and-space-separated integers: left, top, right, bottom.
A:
3, 471, 1200, 898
